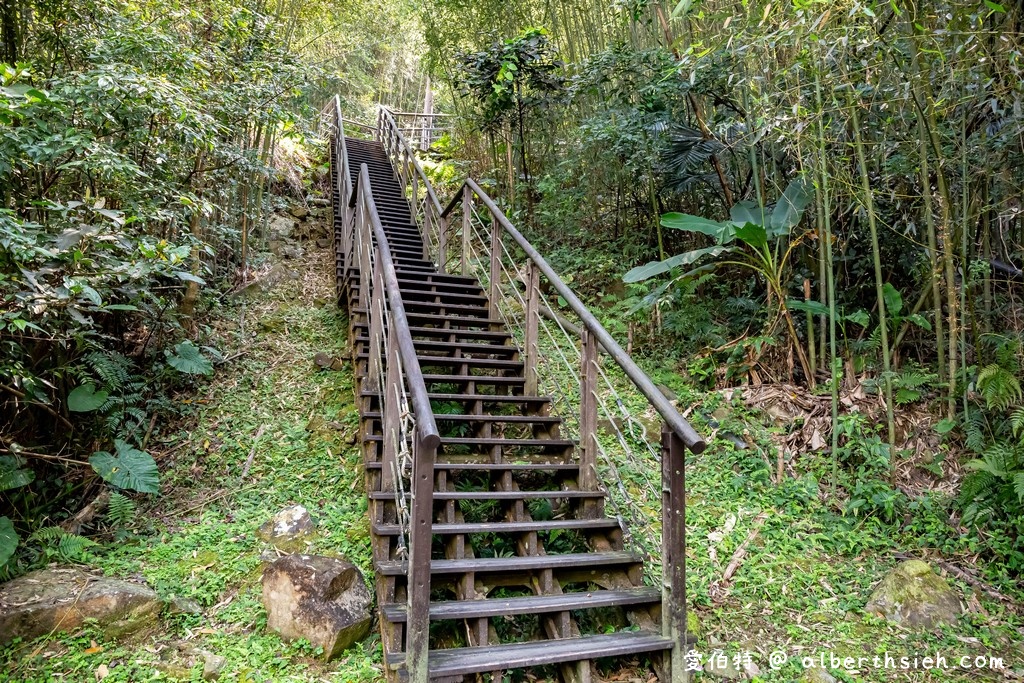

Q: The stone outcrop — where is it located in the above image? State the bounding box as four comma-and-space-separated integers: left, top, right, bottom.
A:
257, 505, 316, 553
865, 559, 963, 629
0, 567, 161, 645
261, 554, 372, 660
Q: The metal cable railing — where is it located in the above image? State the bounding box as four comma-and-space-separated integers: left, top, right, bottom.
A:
375, 105, 703, 677
326, 100, 439, 683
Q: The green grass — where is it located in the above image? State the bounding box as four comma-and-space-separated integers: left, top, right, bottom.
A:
1, 250, 385, 682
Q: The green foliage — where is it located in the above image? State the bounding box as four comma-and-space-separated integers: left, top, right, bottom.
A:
0, 517, 18, 568
28, 527, 99, 564
166, 340, 215, 376
89, 440, 160, 494
957, 334, 1024, 571
106, 492, 137, 529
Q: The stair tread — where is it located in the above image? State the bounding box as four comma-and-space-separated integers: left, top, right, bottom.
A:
372, 518, 618, 535
368, 489, 603, 500
363, 435, 573, 447
387, 631, 673, 677
375, 550, 640, 576
362, 412, 557, 423
381, 587, 660, 622
365, 461, 578, 472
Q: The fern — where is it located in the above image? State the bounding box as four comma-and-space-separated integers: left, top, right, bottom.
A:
28, 527, 98, 563
977, 363, 1022, 410
106, 492, 137, 528
85, 350, 132, 391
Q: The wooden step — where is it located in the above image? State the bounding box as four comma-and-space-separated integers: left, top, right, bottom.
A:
380, 587, 659, 623
362, 435, 574, 449
368, 489, 603, 501
365, 461, 578, 473
387, 631, 673, 678
359, 390, 551, 408
362, 412, 558, 426
372, 518, 619, 536
375, 550, 641, 576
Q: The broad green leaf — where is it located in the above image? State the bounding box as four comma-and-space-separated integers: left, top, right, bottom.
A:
623, 246, 730, 283
80, 285, 102, 307
0, 517, 17, 567
660, 212, 727, 240
173, 271, 206, 285
843, 310, 870, 327
733, 223, 768, 250
729, 200, 766, 228
882, 283, 903, 315
166, 340, 214, 376
68, 384, 109, 412
671, 0, 693, 17
905, 313, 932, 331
769, 177, 812, 233
985, 1, 1006, 12
89, 441, 159, 494
0, 456, 34, 491
786, 299, 829, 317
935, 417, 957, 435
102, 304, 139, 312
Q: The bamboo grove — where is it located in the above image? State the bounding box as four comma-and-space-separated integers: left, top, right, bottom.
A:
423, 1, 1024, 571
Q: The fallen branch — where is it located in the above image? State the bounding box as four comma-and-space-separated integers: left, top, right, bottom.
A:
240, 425, 266, 481
62, 490, 111, 535
711, 512, 769, 602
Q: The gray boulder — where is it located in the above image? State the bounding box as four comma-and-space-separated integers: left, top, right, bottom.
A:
800, 666, 837, 683
0, 567, 161, 645
865, 559, 962, 629
257, 504, 315, 552
269, 215, 296, 240
261, 554, 372, 660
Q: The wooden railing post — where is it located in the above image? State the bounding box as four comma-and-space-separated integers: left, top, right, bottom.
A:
357, 196, 370, 312
438, 212, 448, 273
661, 426, 688, 682
579, 328, 599, 500
406, 428, 436, 683
524, 261, 539, 395
381, 328, 401, 493
488, 213, 501, 320
461, 185, 472, 276
367, 259, 384, 392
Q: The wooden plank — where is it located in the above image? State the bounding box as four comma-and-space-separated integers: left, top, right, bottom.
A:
376, 551, 641, 576
382, 587, 660, 623
368, 490, 604, 501
387, 632, 673, 678
373, 518, 619, 536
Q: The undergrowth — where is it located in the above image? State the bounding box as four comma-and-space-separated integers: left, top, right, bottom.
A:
0, 249, 384, 682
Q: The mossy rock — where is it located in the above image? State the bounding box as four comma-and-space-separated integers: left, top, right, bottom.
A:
865, 559, 962, 629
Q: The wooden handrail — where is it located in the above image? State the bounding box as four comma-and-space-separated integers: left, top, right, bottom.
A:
379, 107, 444, 216
441, 180, 706, 454
356, 165, 440, 446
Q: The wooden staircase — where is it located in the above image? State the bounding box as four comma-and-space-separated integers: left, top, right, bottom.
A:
327, 100, 703, 682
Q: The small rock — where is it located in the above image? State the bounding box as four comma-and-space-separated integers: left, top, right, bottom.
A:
865, 559, 963, 629
234, 264, 298, 298
257, 505, 316, 552
269, 215, 296, 240
0, 568, 161, 645
280, 244, 304, 260
202, 652, 227, 681
800, 666, 837, 683
314, 353, 334, 369
316, 238, 332, 249
703, 651, 744, 679
289, 205, 309, 219
305, 196, 331, 207
166, 595, 203, 615
262, 554, 372, 660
